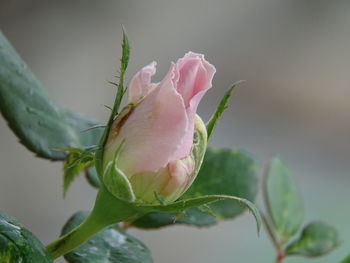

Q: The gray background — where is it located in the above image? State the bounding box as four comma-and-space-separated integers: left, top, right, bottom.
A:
0, 1, 349, 262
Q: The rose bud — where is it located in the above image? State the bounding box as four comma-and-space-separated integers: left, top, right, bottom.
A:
102, 52, 215, 204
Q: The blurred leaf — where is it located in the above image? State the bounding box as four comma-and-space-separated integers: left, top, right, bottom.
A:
85, 166, 101, 188
62, 211, 153, 263
132, 148, 259, 229
0, 211, 52, 263
286, 221, 340, 257
63, 150, 95, 196
263, 157, 304, 243
340, 255, 350, 263
131, 208, 217, 229
0, 31, 102, 160
206, 82, 240, 140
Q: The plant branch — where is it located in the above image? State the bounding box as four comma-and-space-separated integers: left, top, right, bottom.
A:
261, 211, 285, 263
261, 212, 279, 250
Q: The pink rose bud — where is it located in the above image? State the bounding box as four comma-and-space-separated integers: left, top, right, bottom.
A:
103, 52, 215, 204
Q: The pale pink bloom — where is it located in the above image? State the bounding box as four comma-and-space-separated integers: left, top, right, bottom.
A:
104, 52, 215, 203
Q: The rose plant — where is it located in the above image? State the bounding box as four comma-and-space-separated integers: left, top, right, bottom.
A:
0, 29, 342, 263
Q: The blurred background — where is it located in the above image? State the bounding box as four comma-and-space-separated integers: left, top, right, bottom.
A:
0, 0, 349, 262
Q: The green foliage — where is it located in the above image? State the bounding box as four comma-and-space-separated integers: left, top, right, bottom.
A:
261, 157, 339, 261
340, 255, 350, 263
63, 149, 95, 196
0, 31, 102, 160
62, 211, 153, 263
184, 148, 258, 217
263, 157, 304, 243
206, 82, 241, 140
132, 148, 258, 228
131, 208, 217, 229
285, 221, 340, 257
86, 167, 102, 188
0, 211, 52, 263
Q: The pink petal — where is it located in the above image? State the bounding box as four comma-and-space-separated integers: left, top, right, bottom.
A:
128, 61, 157, 104
171, 52, 216, 160
161, 156, 194, 197
115, 65, 188, 175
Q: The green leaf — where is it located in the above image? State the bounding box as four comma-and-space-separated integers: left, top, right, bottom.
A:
0, 31, 103, 160
131, 208, 217, 229
263, 157, 304, 243
340, 255, 350, 263
285, 221, 340, 257
132, 148, 259, 228
183, 148, 258, 217
0, 210, 52, 263
63, 150, 95, 196
62, 211, 153, 263
206, 81, 242, 140
85, 166, 101, 188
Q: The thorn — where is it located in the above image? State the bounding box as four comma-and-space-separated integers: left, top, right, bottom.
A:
80, 125, 106, 133
121, 24, 127, 35
232, 79, 246, 86
103, 104, 113, 111
108, 81, 118, 87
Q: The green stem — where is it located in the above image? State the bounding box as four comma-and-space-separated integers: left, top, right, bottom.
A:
46, 186, 145, 259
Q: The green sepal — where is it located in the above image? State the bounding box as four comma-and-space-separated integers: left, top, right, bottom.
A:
263, 157, 304, 243
206, 81, 243, 140
143, 194, 261, 233
62, 211, 153, 263
285, 221, 340, 258
103, 161, 136, 202
95, 30, 131, 178
0, 211, 52, 263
